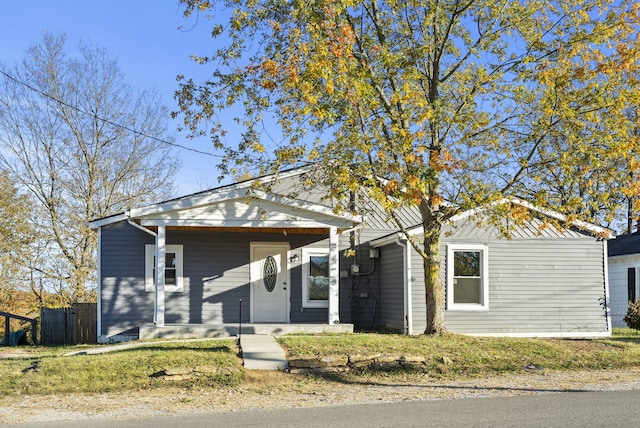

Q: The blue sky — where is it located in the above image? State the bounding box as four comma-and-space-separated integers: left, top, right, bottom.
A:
0, 0, 225, 195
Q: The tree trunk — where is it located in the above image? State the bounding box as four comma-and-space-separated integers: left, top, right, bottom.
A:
423, 225, 446, 334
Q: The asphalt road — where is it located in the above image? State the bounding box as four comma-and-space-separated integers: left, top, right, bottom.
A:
7, 390, 640, 428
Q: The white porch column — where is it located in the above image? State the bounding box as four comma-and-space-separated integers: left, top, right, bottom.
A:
154, 225, 166, 327
328, 226, 340, 325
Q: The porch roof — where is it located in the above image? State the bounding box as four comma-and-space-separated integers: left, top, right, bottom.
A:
89, 169, 361, 231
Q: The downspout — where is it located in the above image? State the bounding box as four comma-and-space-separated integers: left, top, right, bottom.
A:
395, 236, 413, 336
96, 227, 102, 341
603, 239, 612, 333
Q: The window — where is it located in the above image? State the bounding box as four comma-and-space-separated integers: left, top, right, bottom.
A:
302, 248, 329, 308
446, 244, 488, 310
145, 244, 184, 292
628, 267, 637, 302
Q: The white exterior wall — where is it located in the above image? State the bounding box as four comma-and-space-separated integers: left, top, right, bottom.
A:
608, 254, 640, 328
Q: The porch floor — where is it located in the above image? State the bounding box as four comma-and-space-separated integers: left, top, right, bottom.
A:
139, 323, 354, 340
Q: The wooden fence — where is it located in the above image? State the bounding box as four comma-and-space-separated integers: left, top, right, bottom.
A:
40, 303, 97, 345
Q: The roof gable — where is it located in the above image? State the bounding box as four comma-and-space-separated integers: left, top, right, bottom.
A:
136, 194, 359, 229
89, 167, 360, 230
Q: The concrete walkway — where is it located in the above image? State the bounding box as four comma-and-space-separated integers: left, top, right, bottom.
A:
239, 334, 289, 370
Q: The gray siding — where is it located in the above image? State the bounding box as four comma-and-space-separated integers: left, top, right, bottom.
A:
100, 222, 155, 337
378, 244, 405, 331
438, 237, 608, 335
384, 222, 609, 336
410, 247, 427, 334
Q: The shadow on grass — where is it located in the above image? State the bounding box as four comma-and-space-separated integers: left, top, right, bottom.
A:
301, 370, 594, 395
61, 340, 240, 357
88, 344, 235, 354
605, 338, 640, 345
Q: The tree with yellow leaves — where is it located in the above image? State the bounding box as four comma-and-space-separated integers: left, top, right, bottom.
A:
176, 0, 640, 334
0, 170, 39, 314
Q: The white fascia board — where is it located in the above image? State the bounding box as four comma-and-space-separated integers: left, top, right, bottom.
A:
88, 213, 129, 229
505, 198, 613, 239
370, 232, 405, 248
140, 218, 353, 228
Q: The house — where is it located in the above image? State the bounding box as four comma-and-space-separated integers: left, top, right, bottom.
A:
89, 168, 612, 342
607, 232, 640, 328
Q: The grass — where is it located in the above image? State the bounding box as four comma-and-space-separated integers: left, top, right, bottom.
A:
0, 339, 244, 395
277, 328, 640, 378
1, 329, 640, 396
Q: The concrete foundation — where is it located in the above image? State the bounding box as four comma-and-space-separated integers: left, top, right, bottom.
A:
138, 323, 354, 341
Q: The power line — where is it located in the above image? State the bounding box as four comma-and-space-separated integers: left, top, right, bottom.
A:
0, 69, 223, 159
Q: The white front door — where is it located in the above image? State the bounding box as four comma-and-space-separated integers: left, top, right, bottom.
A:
251, 242, 289, 322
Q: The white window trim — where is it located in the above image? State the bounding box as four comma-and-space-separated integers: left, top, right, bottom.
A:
446, 244, 489, 311
302, 248, 330, 308
145, 244, 184, 292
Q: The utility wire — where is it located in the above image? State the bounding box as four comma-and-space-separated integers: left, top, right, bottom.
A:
0, 69, 223, 159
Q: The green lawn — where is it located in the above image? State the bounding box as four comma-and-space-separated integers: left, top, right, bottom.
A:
1, 329, 639, 396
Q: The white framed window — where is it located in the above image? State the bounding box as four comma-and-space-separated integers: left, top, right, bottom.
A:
446, 244, 489, 311
302, 248, 329, 308
145, 244, 184, 292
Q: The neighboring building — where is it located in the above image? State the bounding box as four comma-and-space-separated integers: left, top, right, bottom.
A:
89, 168, 612, 342
607, 232, 640, 328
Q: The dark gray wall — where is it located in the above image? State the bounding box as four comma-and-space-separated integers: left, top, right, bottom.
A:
338, 228, 393, 330
378, 243, 405, 331
100, 222, 154, 337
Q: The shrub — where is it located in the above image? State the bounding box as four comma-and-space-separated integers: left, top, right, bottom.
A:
624, 300, 640, 330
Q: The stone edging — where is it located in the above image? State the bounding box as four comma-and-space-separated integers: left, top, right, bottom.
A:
287, 353, 453, 374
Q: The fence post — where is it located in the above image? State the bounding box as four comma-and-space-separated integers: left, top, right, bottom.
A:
3, 314, 9, 346
31, 319, 37, 345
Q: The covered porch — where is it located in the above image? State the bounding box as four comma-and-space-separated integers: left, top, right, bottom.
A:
91, 169, 363, 343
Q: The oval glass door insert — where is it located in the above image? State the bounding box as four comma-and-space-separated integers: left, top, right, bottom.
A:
263, 255, 278, 292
